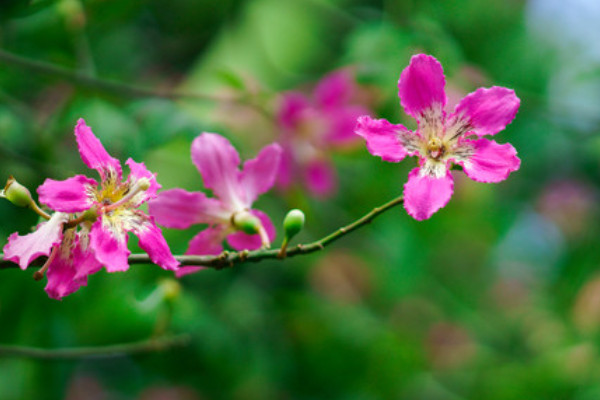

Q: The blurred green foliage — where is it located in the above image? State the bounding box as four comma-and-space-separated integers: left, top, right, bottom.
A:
1, 0, 600, 399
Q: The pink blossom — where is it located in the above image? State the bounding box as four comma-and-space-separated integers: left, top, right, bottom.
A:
356, 54, 521, 220
3, 119, 178, 298
277, 70, 370, 197
148, 133, 282, 277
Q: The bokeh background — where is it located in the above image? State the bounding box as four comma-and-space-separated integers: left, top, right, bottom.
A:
1, 0, 600, 399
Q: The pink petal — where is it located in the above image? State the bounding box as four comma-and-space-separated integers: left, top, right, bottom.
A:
89, 218, 130, 272
134, 218, 179, 271
37, 175, 97, 212
148, 188, 228, 229
2, 212, 69, 270
452, 86, 520, 137
398, 54, 447, 119
125, 158, 160, 205
191, 133, 245, 209
325, 105, 370, 146
355, 116, 409, 162
403, 167, 454, 221
314, 70, 354, 109
240, 143, 282, 204
304, 158, 336, 198
226, 209, 276, 251
276, 146, 294, 189
278, 92, 310, 130
45, 238, 101, 299
74, 118, 122, 182
458, 138, 521, 183
177, 226, 227, 277
45, 253, 88, 300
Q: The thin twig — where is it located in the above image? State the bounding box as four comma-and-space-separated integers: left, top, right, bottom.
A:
0, 48, 246, 104
0, 334, 191, 360
0, 196, 404, 270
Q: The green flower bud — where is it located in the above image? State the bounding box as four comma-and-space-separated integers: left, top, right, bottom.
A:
1, 176, 33, 208
161, 279, 181, 302
232, 211, 261, 235
283, 209, 305, 240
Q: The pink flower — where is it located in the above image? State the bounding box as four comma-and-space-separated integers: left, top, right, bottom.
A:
277, 70, 370, 197
148, 133, 282, 277
3, 119, 179, 298
356, 54, 521, 220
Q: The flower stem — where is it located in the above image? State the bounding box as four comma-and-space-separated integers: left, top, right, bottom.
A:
30, 201, 51, 220
0, 334, 191, 360
0, 195, 404, 270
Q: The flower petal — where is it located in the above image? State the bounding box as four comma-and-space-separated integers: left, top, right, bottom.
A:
240, 143, 282, 204
226, 209, 276, 251
148, 188, 228, 229
403, 167, 454, 221
325, 105, 370, 146
191, 133, 245, 210
457, 138, 521, 183
45, 235, 101, 299
37, 175, 97, 212
89, 217, 130, 272
452, 86, 520, 137
74, 118, 122, 183
125, 158, 160, 205
304, 158, 336, 198
355, 116, 411, 162
278, 92, 310, 130
134, 217, 179, 271
176, 226, 227, 277
2, 212, 69, 270
314, 70, 354, 109
398, 54, 447, 119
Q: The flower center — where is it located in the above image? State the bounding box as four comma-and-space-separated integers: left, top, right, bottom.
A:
426, 137, 445, 160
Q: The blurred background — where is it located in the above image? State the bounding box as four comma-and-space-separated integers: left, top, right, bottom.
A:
1, 0, 600, 399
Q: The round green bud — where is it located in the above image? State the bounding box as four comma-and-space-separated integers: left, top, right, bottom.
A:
161, 279, 181, 302
1, 176, 33, 208
232, 211, 261, 235
283, 209, 305, 239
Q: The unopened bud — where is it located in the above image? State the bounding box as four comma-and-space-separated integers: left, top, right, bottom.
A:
1, 176, 33, 208
137, 178, 151, 191
283, 209, 305, 240
161, 279, 181, 302
232, 211, 261, 235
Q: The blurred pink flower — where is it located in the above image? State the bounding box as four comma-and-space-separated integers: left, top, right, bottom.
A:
277, 69, 370, 197
356, 54, 521, 220
148, 133, 282, 277
3, 119, 178, 299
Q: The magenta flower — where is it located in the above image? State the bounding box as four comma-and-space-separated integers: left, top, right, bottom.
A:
148, 133, 282, 277
3, 119, 179, 298
277, 70, 370, 197
356, 54, 521, 220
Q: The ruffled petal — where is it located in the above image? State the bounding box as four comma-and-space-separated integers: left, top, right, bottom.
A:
457, 138, 521, 183
304, 158, 336, 198
74, 118, 122, 183
452, 86, 520, 137
2, 212, 69, 270
314, 70, 354, 109
134, 217, 179, 271
240, 143, 282, 204
403, 167, 454, 221
355, 116, 411, 162
176, 226, 227, 277
148, 188, 228, 229
226, 209, 276, 251
125, 158, 160, 206
37, 175, 97, 212
324, 105, 370, 146
89, 217, 130, 272
45, 235, 101, 299
278, 92, 310, 130
398, 54, 447, 119
191, 133, 245, 210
